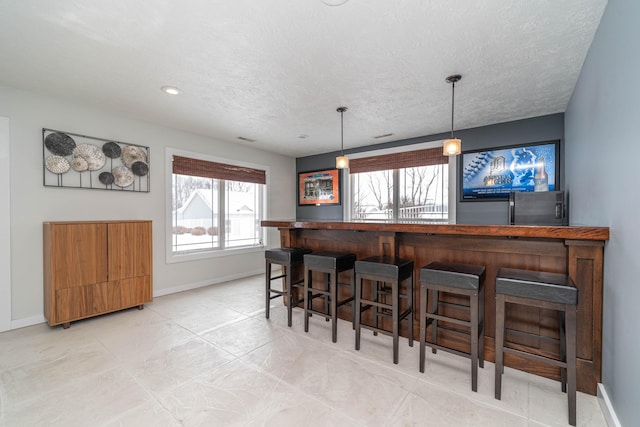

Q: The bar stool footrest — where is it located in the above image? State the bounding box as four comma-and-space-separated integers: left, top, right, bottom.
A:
505, 328, 562, 345
503, 346, 568, 368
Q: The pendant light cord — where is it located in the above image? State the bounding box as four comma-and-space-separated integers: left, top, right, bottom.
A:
337, 106, 347, 155
340, 109, 345, 155
450, 80, 455, 139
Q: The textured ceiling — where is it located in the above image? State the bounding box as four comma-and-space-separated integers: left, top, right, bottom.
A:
0, 0, 607, 157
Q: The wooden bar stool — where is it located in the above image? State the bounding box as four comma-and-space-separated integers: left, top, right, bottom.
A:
495, 268, 578, 426
419, 262, 486, 392
303, 251, 356, 343
354, 256, 414, 364
265, 247, 311, 327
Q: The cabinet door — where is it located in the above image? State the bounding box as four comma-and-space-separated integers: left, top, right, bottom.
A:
50, 223, 108, 289
107, 222, 151, 281
55, 285, 94, 322
93, 277, 151, 312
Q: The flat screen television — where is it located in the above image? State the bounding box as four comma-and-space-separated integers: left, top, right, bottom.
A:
460, 140, 559, 201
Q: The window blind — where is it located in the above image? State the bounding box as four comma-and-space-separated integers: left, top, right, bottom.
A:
349, 147, 447, 174
172, 155, 266, 184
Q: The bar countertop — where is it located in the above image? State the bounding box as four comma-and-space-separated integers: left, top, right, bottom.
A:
261, 220, 610, 241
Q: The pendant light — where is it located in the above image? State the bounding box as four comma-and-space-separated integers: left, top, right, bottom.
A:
443, 74, 462, 156
335, 107, 349, 169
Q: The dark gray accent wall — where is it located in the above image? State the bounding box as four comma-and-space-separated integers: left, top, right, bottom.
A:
454, 114, 564, 224
565, 1, 640, 425
297, 114, 564, 224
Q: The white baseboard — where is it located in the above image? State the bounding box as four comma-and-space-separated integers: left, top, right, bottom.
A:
598, 383, 621, 427
153, 269, 263, 297
11, 314, 46, 330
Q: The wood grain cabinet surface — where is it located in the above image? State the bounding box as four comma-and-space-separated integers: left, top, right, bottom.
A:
43, 220, 152, 328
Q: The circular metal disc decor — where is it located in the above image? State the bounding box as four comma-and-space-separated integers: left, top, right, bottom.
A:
131, 160, 149, 176
45, 132, 76, 156
71, 156, 89, 172
99, 171, 115, 185
112, 166, 134, 188
73, 144, 106, 171
121, 146, 147, 168
45, 155, 71, 174
102, 142, 122, 159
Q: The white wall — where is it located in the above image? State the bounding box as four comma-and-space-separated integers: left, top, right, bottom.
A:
564, 1, 640, 426
0, 85, 295, 324
0, 117, 10, 332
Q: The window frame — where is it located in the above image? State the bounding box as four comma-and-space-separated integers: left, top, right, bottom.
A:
343, 140, 457, 223
165, 147, 269, 264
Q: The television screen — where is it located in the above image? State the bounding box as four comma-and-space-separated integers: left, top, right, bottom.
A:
460, 140, 558, 201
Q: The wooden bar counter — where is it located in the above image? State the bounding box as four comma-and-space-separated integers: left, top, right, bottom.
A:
261, 220, 609, 395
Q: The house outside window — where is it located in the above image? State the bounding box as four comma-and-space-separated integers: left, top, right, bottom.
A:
348, 145, 451, 223
168, 150, 266, 261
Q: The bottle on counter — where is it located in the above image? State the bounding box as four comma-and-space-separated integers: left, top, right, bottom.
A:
534, 157, 549, 192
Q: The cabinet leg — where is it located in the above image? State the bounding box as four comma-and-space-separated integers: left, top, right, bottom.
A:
62, 322, 70, 329
138, 305, 144, 310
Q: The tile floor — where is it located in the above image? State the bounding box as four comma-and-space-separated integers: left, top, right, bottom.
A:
0, 274, 607, 426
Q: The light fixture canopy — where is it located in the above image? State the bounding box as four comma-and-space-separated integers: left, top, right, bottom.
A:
321, 0, 349, 6
443, 74, 462, 156
335, 107, 349, 169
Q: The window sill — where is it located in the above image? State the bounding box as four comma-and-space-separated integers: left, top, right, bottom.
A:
167, 245, 265, 264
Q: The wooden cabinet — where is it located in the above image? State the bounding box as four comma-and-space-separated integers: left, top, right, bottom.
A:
43, 220, 152, 328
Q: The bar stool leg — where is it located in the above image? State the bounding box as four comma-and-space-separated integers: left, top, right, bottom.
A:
355, 273, 362, 351
479, 285, 485, 368
265, 259, 272, 319
304, 265, 310, 332
431, 289, 439, 354
331, 271, 338, 343
350, 270, 356, 329
470, 289, 479, 392
392, 279, 399, 364
282, 265, 293, 327
566, 305, 577, 426
559, 310, 567, 392
324, 272, 330, 322
494, 294, 505, 400
408, 275, 414, 347
419, 282, 427, 373
373, 280, 379, 335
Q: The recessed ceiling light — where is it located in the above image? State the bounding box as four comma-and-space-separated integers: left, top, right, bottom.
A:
321, 0, 348, 6
161, 86, 182, 95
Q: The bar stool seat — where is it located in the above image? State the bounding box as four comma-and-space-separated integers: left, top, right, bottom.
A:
495, 268, 578, 426
265, 247, 311, 327
419, 262, 486, 392
303, 251, 356, 343
354, 256, 414, 364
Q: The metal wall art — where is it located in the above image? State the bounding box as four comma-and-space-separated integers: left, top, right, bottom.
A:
42, 128, 150, 192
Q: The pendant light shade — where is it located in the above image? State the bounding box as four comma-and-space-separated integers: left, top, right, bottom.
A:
335, 107, 349, 169
443, 74, 462, 156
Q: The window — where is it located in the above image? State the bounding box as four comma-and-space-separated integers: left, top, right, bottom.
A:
168, 151, 266, 259
348, 146, 450, 222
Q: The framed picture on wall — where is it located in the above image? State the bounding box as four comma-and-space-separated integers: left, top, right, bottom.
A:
460, 140, 559, 201
298, 168, 341, 205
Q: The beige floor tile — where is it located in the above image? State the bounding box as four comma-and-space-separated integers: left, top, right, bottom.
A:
2, 368, 152, 427
124, 337, 235, 397
0, 273, 608, 426
160, 359, 360, 426
388, 385, 528, 427
201, 316, 286, 356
